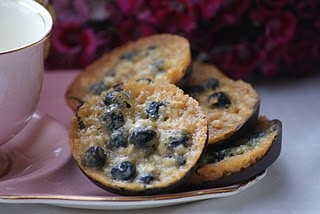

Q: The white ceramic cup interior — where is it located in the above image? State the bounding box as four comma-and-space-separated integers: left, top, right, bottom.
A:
0, 0, 53, 144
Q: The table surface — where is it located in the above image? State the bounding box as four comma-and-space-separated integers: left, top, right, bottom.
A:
1, 70, 319, 213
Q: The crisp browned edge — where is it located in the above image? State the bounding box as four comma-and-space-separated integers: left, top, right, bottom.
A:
64, 34, 191, 111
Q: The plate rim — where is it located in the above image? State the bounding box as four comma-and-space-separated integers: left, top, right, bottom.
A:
0, 170, 266, 210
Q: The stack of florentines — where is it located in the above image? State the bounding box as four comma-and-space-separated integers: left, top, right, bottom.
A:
65, 34, 282, 195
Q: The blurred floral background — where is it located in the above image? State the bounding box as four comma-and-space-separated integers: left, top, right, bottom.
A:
44, 0, 320, 81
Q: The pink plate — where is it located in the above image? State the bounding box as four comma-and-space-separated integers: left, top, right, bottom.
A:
0, 71, 267, 210
0, 112, 267, 209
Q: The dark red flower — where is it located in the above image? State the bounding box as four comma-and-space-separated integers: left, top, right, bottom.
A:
295, 23, 319, 42
222, 43, 261, 79
208, 0, 250, 32
265, 11, 296, 45
296, 1, 320, 20
46, 0, 320, 80
116, 0, 143, 15
115, 19, 156, 43
106, 1, 159, 42
261, 63, 279, 78
152, 0, 197, 34
189, 28, 215, 54
260, 43, 285, 78
46, 20, 98, 69
282, 40, 320, 76
138, 10, 157, 25
255, 0, 288, 10
316, 18, 320, 30
208, 48, 227, 70
221, 0, 250, 25
196, 0, 223, 20
283, 40, 320, 66
250, 0, 287, 23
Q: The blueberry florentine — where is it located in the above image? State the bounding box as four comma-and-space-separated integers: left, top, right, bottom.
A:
187, 117, 282, 186
182, 62, 260, 145
65, 34, 191, 112
68, 80, 207, 195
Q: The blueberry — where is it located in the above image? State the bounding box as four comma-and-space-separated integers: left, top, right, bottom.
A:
111, 161, 136, 181
201, 151, 226, 165
205, 78, 219, 90
104, 91, 116, 106
184, 85, 205, 98
247, 131, 266, 146
119, 51, 138, 61
76, 113, 85, 129
210, 150, 226, 163
103, 89, 131, 109
168, 131, 189, 148
208, 92, 231, 108
109, 130, 128, 148
128, 128, 157, 148
249, 131, 266, 140
78, 119, 85, 130
91, 81, 107, 95
103, 105, 125, 130
82, 146, 106, 168
177, 155, 186, 166
147, 45, 158, 50
139, 173, 155, 184
145, 101, 164, 119
153, 59, 165, 71
103, 90, 121, 106
203, 146, 230, 164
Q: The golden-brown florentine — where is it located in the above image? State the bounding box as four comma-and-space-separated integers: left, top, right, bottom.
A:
186, 116, 282, 185
68, 80, 208, 195
181, 62, 260, 145
65, 34, 192, 111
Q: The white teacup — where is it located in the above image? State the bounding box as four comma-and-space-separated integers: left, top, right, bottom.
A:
0, 0, 53, 176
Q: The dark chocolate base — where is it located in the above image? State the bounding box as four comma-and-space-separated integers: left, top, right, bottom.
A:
177, 119, 282, 192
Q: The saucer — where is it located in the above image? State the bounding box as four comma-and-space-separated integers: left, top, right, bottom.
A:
0, 72, 269, 210
0, 112, 266, 210
0, 112, 267, 210
0, 112, 71, 185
